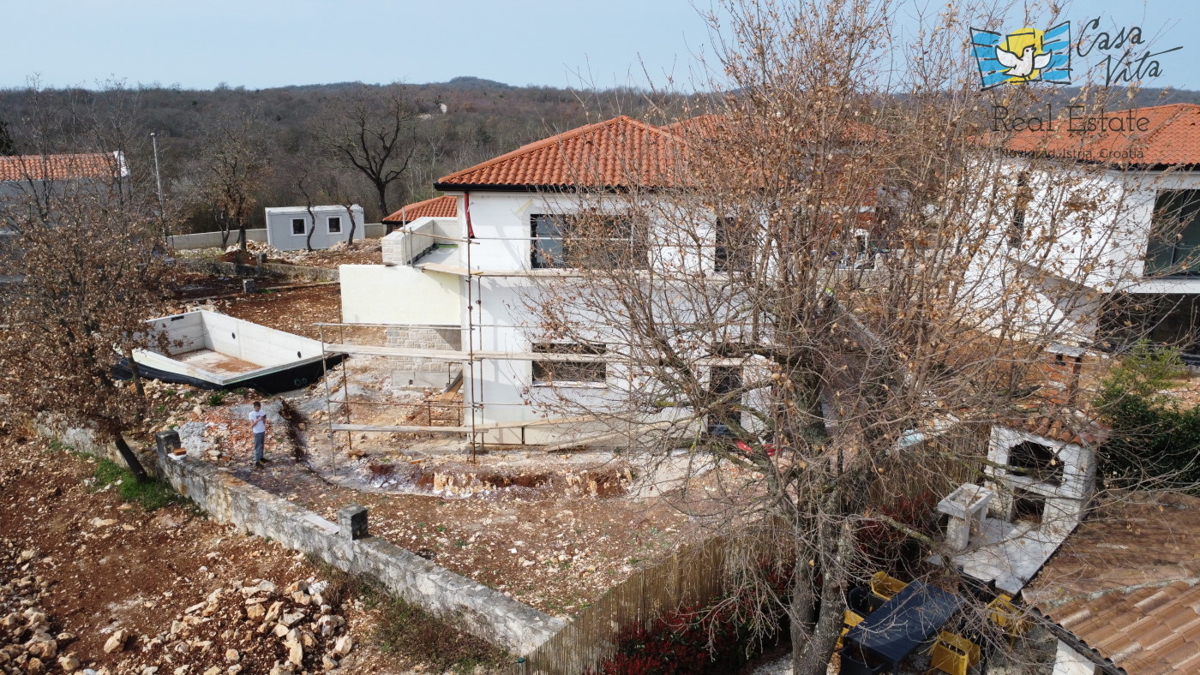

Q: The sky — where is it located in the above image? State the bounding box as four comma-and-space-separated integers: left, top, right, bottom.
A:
3, 0, 1200, 92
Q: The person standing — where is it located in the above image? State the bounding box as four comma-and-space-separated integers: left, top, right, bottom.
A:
249, 401, 269, 468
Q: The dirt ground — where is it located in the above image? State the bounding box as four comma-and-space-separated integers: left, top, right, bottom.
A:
144, 272, 716, 620
0, 432, 506, 674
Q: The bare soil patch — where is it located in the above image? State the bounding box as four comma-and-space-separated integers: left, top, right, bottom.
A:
0, 431, 505, 674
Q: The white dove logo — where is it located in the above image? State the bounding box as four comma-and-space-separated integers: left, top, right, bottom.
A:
996, 43, 1052, 79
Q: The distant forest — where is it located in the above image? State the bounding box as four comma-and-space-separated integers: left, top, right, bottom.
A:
1, 78, 1198, 235
0, 77, 692, 234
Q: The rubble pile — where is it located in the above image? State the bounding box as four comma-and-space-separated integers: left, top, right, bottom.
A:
0, 540, 78, 675
104, 578, 356, 675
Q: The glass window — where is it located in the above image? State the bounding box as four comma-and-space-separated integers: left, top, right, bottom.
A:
531, 343, 606, 384
291, 218, 306, 235
327, 216, 342, 234
531, 214, 568, 268
530, 214, 647, 269
1147, 190, 1200, 276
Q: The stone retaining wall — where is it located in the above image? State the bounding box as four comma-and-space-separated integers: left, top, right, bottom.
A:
152, 432, 563, 655
385, 325, 462, 390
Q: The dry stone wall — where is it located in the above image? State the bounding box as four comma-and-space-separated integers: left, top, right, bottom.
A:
152, 432, 563, 655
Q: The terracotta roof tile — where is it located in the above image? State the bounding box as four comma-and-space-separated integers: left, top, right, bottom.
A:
0, 152, 123, 182
1026, 493, 1200, 675
1005, 410, 1110, 446
1006, 103, 1200, 166
434, 116, 686, 190
382, 195, 457, 223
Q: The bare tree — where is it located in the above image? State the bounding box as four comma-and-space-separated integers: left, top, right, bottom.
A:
318, 85, 420, 222
295, 168, 321, 252
518, 0, 1158, 671
196, 113, 268, 252
0, 117, 167, 482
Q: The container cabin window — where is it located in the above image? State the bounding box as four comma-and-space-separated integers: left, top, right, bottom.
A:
530, 214, 646, 269
327, 216, 342, 234
291, 218, 306, 235
531, 343, 606, 384
1146, 190, 1200, 276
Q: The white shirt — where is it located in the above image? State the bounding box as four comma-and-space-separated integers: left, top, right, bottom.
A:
249, 410, 267, 434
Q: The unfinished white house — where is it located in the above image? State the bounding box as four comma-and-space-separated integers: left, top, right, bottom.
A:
335, 115, 886, 445
265, 204, 364, 251
968, 104, 1200, 360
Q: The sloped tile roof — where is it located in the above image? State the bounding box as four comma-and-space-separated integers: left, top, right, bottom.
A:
1006, 103, 1200, 166
0, 152, 123, 182
433, 116, 685, 190
382, 195, 458, 223
1008, 412, 1110, 446
1025, 492, 1200, 675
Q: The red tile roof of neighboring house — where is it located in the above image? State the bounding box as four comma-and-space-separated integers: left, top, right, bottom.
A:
0, 152, 124, 182
433, 116, 685, 190
1025, 492, 1200, 675
382, 195, 458, 224
1006, 103, 1200, 166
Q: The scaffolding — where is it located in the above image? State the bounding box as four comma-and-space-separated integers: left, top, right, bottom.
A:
316, 225, 609, 463
316, 225, 755, 461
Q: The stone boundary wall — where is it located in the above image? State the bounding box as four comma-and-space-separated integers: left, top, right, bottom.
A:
151, 432, 564, 655
34, 420, 163, 480
169, 224, 386, 251
173, 258, 339, 283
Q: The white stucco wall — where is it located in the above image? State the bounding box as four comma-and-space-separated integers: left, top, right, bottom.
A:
964, 160, 1200, 342
340, 265, 461, 325
266, 205, 365, 251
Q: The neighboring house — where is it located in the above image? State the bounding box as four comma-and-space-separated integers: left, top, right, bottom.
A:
264, 204, 364, 251
975, 104, 1200, 358
1023, 492, 1200, 675
1, 152, 128, 270
0, 151, 127, 199
381, 195, 457, 230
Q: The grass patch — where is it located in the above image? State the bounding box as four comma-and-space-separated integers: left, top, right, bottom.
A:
309, 559, 508, 672
92, 458, 192, 512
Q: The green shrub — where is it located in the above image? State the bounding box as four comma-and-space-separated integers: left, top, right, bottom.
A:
206, 391, 227, 407
1094, 343, 1200, 489
92, 458, 191, 512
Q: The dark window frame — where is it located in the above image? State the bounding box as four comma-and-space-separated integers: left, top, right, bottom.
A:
291, 218, 306, 236
327, 216, 342, 234
1007, 172, 1031, 247
1146, 190, 1200, 276
531, 343, 607, 385
530, 213, 647, 269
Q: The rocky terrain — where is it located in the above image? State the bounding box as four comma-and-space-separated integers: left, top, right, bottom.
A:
0, 432, 505, 674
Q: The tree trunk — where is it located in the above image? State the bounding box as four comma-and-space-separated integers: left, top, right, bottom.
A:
375, 184, 389, 227
238, 225, 248, 253
113, 432, 150, 483
124, 348, 146, 409
346, 210, 357, 245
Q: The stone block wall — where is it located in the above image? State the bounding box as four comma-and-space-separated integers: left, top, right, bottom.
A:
152, 432, 563, 655
385, 326, 462, 390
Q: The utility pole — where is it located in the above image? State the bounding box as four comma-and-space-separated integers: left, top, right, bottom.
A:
151, 132, 168, 244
